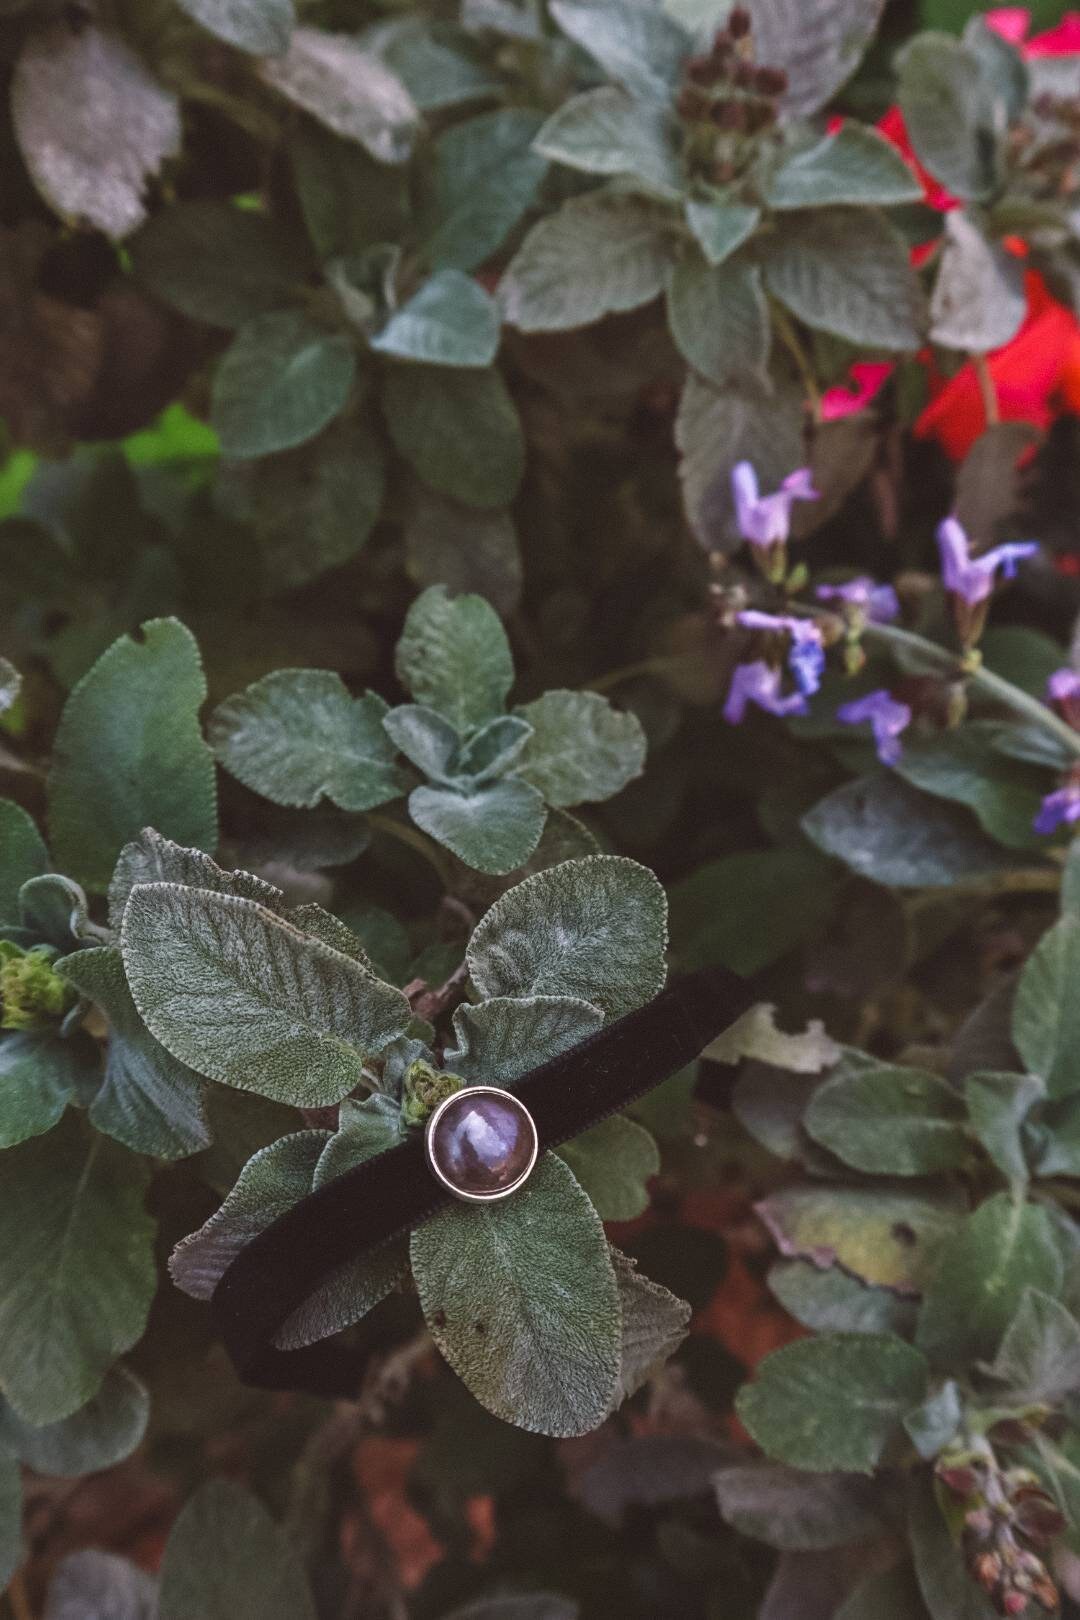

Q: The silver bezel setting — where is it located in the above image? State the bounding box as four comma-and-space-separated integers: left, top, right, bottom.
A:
424, 1085, 539, 1204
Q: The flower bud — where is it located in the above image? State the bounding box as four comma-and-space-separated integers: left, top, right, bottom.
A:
728, 5, 751, 37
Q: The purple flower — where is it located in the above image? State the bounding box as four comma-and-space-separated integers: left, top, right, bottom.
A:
736, 609, 825, 696
723, 660, 808, 724
815, 578, 900, 624
836, 689, 912, 766
1047, 668, 1080, 705
1034, 782, 1080, 836
731, 462, 819, 547
936, 517, 1039, 606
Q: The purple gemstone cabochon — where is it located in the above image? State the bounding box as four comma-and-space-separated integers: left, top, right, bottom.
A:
429, 1091, 535, 1196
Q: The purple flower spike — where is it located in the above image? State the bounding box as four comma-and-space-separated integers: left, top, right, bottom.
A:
723, 660, 808, 724
836, 689, 912, 766
735, 610, 825, 697
936, 516, 1039, 606
1047, 668, 1080, 705
815, 578, 900, 624
1034, 782, 1080, 836
731, 461, 820, 547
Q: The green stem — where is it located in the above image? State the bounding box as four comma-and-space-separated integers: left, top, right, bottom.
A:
770, 303, 822, 422
367, 813, 455, 891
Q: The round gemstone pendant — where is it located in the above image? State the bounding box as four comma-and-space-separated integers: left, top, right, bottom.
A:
425, 1086, 539, 1203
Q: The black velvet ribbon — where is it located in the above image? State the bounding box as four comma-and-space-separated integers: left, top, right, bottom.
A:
211, 965, 752, 1397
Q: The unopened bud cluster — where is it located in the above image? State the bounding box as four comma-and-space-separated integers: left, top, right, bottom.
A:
675, 7, 788, 182
937, 1442, 1063, 1617
0, 941, 75, 1032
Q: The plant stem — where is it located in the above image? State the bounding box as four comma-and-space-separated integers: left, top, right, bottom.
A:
771, 303, 822, 422
367, 813, 456, 891
972, 352, 1001, 428
7, 1572, 34, 1620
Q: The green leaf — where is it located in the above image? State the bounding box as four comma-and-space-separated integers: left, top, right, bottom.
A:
836, 1564, 928, 1620
908, 1473, 998, 1620
383, 364, 524, 507
0, 1113, 155, 1424
767, 125, 924, 210
964, 1070, 1041, 1184
894, 722, 1047, 850
0, 1031, 86, 1149
963, 15, 1029, 120
16, 873, 91, 950
916, 1192, 1063, 1369
986, 1288, 1080, 1403
982, 626, 1066, 700
120, 884, 410, 1105
535, 87, 682, 195
1012, 917, 1080, 1099
666, 253, 768, 388
404, 485, 523, 617
108, 829, 283, 935
129, 200, 313, 329
466, 855, 667, 1019
56, 947, 209, 1160
548, 0, 689, 101
427, 109, 548, 273
684, 199, 760, 266
445, 995, 604, 1084
210, 672, 405, 812
371, 17, 500, 111
44, 1550, 157, 1619
0, 800, 48, 924
736, 1333, 929, 1474
1, 1365, 148, 1476
211, 311, 357, 461
762, 207, 926, 349
0, 1450, 19, 1590
457, 715, 533, 780
514, 689, 646, 807
372, 272, 501, 367
0, 659, 21, 716
47, 618, 217, 894
804, 1064, 969, 1176
410, 779, 548, 874
669, 849, 835, 975
930, 211, 1026, 352
802, 773, 1017, 888
714, 1464, 883, 1551
383, 704, 461, 781
675, 371, 805, 550
500, 194, 673, 333
411, 1153, 622, 1435
395, 585, 514, 732
905, 1382, 963, 1463
757, 1185, 966, 1294
159, 1480, 316, 1620
256, 27, 419, 165
557, 1116, 659, 1220
741, 0, 886, 117
897, 34, 1001, 203
768, 1261, 918, 1339
175, 0, 294, 52
609, 1247, 690, 1406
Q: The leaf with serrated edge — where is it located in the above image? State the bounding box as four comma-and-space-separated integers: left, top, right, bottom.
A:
177, 0, 295, 53
608, 1248, 689, 1407
445, 995, 604, 1084
762, 207, 926, 350
257, 28, 418, 164
515, 690, 646, 807
535, 87, 682, 195
500, 194, 674, 333
210, 312, 357, 461
768, 125, 923, 210
409, 779, 547, 874
396, 585, 514, 732
371, 271, 500, 366
108, 828, 283, 934
666, 253, 769, 388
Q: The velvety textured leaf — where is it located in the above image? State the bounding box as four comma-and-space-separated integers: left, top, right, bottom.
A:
675, 371, 805, 550
12, 22, 181, 238
964, 1070, 1040, 1183
500, 194, 674, 332
0, 1031, 86, 1149
897, 33, 1000, 202
535, 88, 682, 194
372, 271, 500, 367
548, 0, 689, 100
666, 254, 768, 388
930, 211, 1026, 351
714, 1464, 884, 1551
48, 620, 217, 895
804, 1064, 970, 1176
211, 312, 357, 461
129, 200, 313, 329
0, 1113, 156, 1424
557, 1116, 659, 1221
0, 1450, 19, 1591
121, 884, 410, 1105
768, 1261, 919, 1339
1, 1365, 148, 1476
159, 1480, 316, 1620
684, 199, 760, 266
108, 830, 283, 935
742, 0, 887, 117
904, 1380, 962, 1459
457, 716, 533, 780
670, 849, 835, 975
396, 585, 515, 732
894, 722, 1047, 850
404, 486, 523, 616
916, 1193, 1063, 1369
0, 659, 21, 716
802, 773, 1016, 887
411, 1154, 622, 1435
445, 995, 604, 1084
514, 689, 646, 807
0, 800, 49, 923
257, 28, 419, 164
768, 124, 923, 210
210, 672, 405, 812
56, 946, 209, 1160
409, 780, 547, 873
383, 364, 525, 507
466, 855, 667, 1018
609, 1248, 690, 1405
1012, 917, 1080, 1099
44, 1550, 158, 1620
383, 704, 461, 780
370, 17, 500, 110
177, 0, 294, 52
762, 208, 926, 349
427, 109, 547, 272
757, 1185, 965, 1294
986, 1288, 1080, 1403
